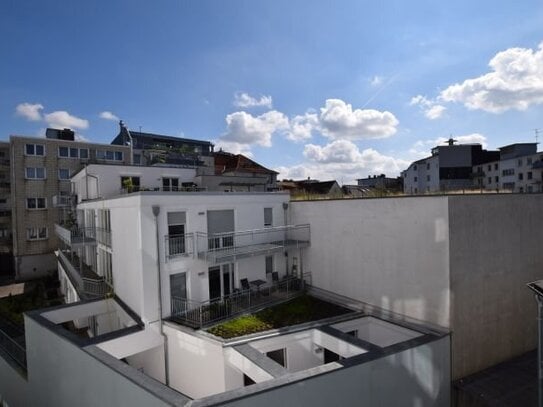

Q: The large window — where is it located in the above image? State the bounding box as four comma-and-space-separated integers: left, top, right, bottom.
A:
167, 211, 186, 256
97, 150, 124, 161
26, 197, 46, 209
27, 227, 47, 240
25, 143, 45, 156
121, 176, 140, 192
58, 146, 88, 158
163, 177, 179, 192
25, 167, 46, 179
264, 208, 273, 227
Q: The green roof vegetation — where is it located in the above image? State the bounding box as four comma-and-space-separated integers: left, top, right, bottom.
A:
207, 294, 352, 339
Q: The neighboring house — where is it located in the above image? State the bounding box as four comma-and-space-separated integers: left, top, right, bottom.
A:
402, 139, 499, 194
357, 174, 403, 192
0, 141, 12, 277
472, 143, 543, 193
283, 179, 343, 197
111, 121, 214, 170
194, 150, 278, 192
8, 130, 130, 279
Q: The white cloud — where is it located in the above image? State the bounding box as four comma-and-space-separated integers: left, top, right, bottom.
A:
213, 140, 254, 157
233, 92, 273, 109
425, 105, 446, 120
276, 147, 409, 184
220, 110, 289, 147
410, 95, 446, 120
44, 111, 89, 130
319, 99, 399, 140
285, 112, 319, 142
304, 140, 361, 163
440, 42, 543, 113
99, 111, 119, 121
15, 103, 43, 121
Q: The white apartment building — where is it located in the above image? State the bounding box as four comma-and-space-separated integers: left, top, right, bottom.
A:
472, 143, 543, 193
402, 140, 499, 194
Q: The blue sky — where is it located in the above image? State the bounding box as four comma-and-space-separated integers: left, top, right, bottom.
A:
1, 0, 542, 183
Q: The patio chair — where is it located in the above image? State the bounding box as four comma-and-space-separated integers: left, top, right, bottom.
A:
240, 278, 251, 291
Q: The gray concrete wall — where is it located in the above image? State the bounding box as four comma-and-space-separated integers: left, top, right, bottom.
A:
21, 316, 182, 407
0, 352, 29, 407
218, 336, 450, 407
448, 194, 543, 378
291, 197, 451, 327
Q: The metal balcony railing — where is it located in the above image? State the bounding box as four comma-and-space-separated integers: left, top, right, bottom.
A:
55, 224, 111, 248
0, 327, 26, 370
57, 250, 111, 299
171, 274, 309, 329
195, 224, 310, 263
164, 233, 194, 260
52, 194, 74, 208
120, 186, 207, 194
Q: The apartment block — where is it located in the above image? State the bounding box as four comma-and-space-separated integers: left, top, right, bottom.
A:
0, 141, 12, 276
9, 131, 130, 279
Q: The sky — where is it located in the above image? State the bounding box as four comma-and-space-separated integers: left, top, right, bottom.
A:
1, 0, 542, 184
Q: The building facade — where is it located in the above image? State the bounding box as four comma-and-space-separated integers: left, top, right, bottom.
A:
9, 133, 130, 279
0, 141, 12, 277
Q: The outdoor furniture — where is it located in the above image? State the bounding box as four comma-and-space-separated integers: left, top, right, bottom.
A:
240, 278, 250, 291
250, 279, 267, 295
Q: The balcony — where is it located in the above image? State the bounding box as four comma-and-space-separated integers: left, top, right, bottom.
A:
195, 224, 310, 264
119, 186, 207, 194
170, 273, 309, 329
57, 250, 111, 299
52, 194, 74, 208
55, 224, 111, 247
164, 233, 194, 260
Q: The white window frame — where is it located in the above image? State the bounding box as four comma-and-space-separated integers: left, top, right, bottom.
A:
58, 168, 71, 180
27, 227, 48, 241
58, 146, 69, 157
26, 197, 47, 210
25, 143, 45, 156
25, 167, 46, 180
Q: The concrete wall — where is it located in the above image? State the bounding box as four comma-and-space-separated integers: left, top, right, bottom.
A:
218, 336, 450, 407
448, 194, 543, 378
0, 353, 29, 407
291, 197, 451, 327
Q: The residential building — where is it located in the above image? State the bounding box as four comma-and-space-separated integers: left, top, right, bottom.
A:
111, 121, 214, 170
402, 139, 499, 194
357, 174, 403, 192
194, 150, 278, 192
472, 143, 543, 193
0, 141, 12, 277
279, 179, 343, 197
9, 131, 130, 279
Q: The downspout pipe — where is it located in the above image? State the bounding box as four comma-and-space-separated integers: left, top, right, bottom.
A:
152, 205, 169, 386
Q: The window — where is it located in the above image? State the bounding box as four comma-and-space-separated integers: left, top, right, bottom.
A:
518, 173, 524, 181
26, 143, 45, 156
25, 167, 46, 179
168, 212, 186, 256
426, 163, 430, 170
26, 198, 46, 209
69, 147, 78, 158
494, 163, 498, 170
97, 150, 123, 161
121, 176, 140, 192
265, 255, 273, 274
495, 176, 499, 182
527, 157, 533, 165
79, 148, 89, 159
58, 146, 69, 157
163, 177, 179, 192
414, 176, 418, 182
413, 165, 417, 171
502, 168, 514, 176
58, 168, 70, 180
528, 172, 533, 180
27, 227, 47, 240
518, 159, 523, 167
487, 165, 491, 171
264, 207, 273, 227
426, 175, 430, 182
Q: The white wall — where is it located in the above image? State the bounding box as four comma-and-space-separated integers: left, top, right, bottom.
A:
164, 324, 226, 398
291, 197, 451, 327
